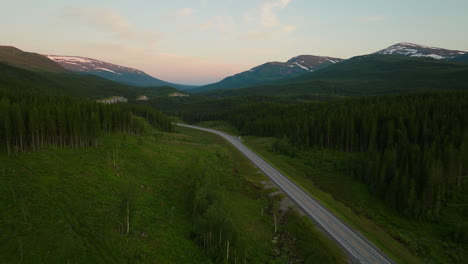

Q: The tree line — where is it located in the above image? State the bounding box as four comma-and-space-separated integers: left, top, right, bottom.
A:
181, 92, 468, 219
0, 89, 174, 155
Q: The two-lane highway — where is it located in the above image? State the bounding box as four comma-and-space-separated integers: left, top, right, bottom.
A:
178, 123, 393, 264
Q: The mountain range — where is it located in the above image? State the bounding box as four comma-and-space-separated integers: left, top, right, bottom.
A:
0, 61, 185, 100
0, 46, 191, 90
46, 55, 191, 90
1, 42, 467, 98
192, 55, 343, 93
0, 46, 187, 100
193, 42, 468, 94
203, 53, 468, 99
192, 42, 468, 94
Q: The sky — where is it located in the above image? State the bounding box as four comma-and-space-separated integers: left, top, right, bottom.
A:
1, 0, 468, 85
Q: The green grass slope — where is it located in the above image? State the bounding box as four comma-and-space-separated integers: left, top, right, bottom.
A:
0, 46, 66, 73
0, 126, 347, 263
206, 55, 468, 99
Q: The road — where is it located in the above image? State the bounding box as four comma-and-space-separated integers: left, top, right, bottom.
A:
178, 123, 393, 264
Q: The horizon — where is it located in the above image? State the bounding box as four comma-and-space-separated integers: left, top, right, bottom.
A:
2, 0, 468, 85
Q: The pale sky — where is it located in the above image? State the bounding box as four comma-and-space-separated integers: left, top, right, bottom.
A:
1, 0, 468, 85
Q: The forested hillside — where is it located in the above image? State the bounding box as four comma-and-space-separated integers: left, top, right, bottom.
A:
0, 89, 174, 155
0, 62, 176, 100
450, 53, 468, 63
203, 55, 468, 99
181, 92, 468, 219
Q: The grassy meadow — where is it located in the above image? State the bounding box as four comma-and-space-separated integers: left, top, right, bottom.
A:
0, 124, 346, 263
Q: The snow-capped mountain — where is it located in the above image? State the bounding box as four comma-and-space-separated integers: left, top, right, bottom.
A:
286, 55, 343, 72
192, 55, 343, 93
47, 55, 143, 75
374, 42, 466, 60
46, 55, 187, 89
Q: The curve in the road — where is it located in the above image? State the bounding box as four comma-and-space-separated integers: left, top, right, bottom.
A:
178, 123, 393, 264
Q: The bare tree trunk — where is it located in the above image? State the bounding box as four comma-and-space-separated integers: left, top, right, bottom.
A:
457, 164, 462, 191
19, 239, 22, 263
113, 146, 120, 177
219, 229, 222, 246
273, 211, 277, 234
21, 197, 27, 222
6, 141, 10, 156
113, 147, 117, 168
226, 240, 230, 262
6, 169, 17, 204
10, 184, 16, 204
126, 200, 130, 234
203, 234, 206, 251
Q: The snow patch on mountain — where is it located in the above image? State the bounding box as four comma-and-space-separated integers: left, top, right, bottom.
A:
325, 57, 340, 63
47, 56, 95, 64
375, 42, 467, 60
46, 54, 187, 89
96, 67, 122, 75
293, 62, 310, 71
47, 55, 142, 75
286, 55, 344, 72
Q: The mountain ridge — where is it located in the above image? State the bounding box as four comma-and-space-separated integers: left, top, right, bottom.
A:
193, 42, 467, 94
374, 42, 466, 60
0, 46, 67, 73
203, 54, 468, 98
0, 61, 186, 100
192, 55, 343, 93
47, 55, 190, 90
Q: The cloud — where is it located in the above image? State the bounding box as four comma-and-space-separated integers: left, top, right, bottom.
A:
62, 5, 159, 44
240, 0, 295, 40
357, 15, 385, 22
260, 0, 292, 27
196, 16, 236, 34
171, 8, 196, 18
242, 25, 296, 40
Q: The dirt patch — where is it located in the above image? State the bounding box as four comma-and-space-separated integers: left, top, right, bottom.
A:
260, 176, 305, 216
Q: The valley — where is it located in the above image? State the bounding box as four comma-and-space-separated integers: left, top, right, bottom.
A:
1, 17, 467, 264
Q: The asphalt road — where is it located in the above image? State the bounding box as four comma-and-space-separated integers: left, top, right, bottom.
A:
178, 123, 393, 264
